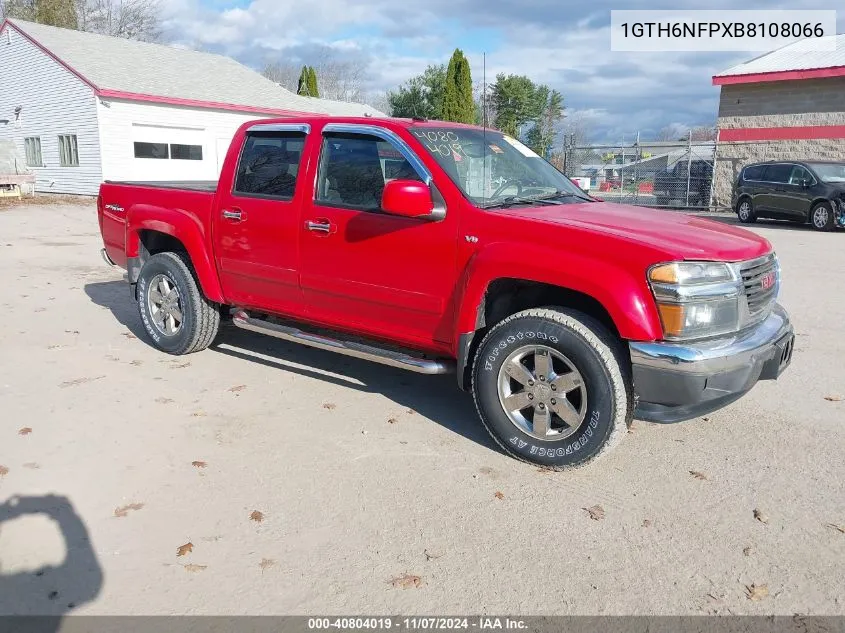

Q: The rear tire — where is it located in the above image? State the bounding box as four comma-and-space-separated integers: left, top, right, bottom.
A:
471, 308, 631, 469
737, 198, 756, 223
810, 202, 834, 232
137, 252, 220, 355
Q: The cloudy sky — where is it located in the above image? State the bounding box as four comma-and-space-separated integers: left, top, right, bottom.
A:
159, 0, 844, 142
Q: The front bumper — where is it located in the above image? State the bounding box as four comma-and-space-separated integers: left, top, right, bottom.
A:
630, 304, 794, 423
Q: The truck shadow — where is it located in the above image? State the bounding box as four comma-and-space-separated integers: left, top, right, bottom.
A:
84, 281, 496, 453
0, 494, 103, 624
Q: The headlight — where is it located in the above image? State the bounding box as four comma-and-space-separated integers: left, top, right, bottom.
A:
648, 261, 741, 340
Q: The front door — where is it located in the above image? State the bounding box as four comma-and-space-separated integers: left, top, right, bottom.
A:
213, 125, 308, 314
777, 164, 816, 220
298, 126, 458, 349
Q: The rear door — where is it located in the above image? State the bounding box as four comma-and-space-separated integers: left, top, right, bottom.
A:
758, 163, 792, 216
212, 123, 309, 314
298, 123, 458, 349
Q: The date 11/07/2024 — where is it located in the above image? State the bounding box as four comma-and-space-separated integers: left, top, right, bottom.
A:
308, 617, 528, 630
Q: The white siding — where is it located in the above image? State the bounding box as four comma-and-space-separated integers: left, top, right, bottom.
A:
97, 99, 277, 182
0, 25, 102, 195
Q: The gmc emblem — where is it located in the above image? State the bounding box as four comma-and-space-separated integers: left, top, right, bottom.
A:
761, 271, 776, 291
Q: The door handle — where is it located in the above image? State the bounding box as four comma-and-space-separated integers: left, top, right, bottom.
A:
222, 208, 243, 221
306, 220, 335, 234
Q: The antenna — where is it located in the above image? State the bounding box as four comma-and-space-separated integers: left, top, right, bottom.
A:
483, 51, 488, 200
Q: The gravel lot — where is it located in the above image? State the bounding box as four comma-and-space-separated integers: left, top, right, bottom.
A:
0, 202, 843, 616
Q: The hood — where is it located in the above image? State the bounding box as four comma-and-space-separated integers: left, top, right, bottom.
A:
501, 202, 771, 261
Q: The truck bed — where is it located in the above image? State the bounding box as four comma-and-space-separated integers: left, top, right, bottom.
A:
103, 180, 218, 192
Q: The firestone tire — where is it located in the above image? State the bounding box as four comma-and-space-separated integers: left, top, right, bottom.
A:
471, 308, 632, 470
137, 251, 221, 355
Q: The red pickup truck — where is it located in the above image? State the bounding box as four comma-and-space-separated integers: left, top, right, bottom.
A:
98, 116, 794, 469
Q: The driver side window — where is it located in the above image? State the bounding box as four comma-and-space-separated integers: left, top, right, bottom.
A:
316, 132, 423, 212
788, 165, 811, 185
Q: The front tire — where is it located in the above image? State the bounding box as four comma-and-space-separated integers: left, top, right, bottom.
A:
737, 197, 756, 223
137, 252, 220, 355
471, 308, 631, 469
810, 202, 834, 232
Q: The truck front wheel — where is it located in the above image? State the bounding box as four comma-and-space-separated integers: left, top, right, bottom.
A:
136, 252, 220, 355
472, 308, 631, 469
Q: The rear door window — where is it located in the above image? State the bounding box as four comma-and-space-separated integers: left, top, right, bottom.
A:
762, 164, 792, 184
234, 131, 306, 199
787, 165, 812, 185
742, 165, 765, 181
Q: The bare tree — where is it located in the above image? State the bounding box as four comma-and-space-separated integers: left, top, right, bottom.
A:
76, 0, 161, 41
689, 125, 717, 141
262, 61, 301, 93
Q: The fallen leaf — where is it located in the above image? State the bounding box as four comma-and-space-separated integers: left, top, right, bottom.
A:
170, 362, 191, 369
176, 542, 193, 557
191, 461, 207, 469
47, 344, 61, 350
114, 503, 144, 518
130, 360, 143, 366
642, 519, 652, 528
190, 411, 206, 417
23, 462, 40, 469
823, 395, 842, 402
825, 523, 845, 534
250, 510, 265, 523
34, 307, 46, 313
59, 375, 105, 388
183, 564, 207, 573
18, 427, 32, 436
387, 418, 398, 424
745, 584, 769, 601
155, 397, 174, 404
753, 508, 769, 524
0, 465, 8, 476
406, 408, 415, 415
259, 558, 276, 572
389, 573, 422, 589
494, 491, 505, 500
689, 470, 708, 480
583, 505, 605, 521
65, 330, 79, 334
703, 417, 710, 422
228, 385, 246, 392
121, 332, 137, 339
743, 546, 753, 556
423, 549, 442, 561
322, 402, 336, 410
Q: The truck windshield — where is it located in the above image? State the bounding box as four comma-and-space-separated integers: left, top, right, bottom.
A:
410, 126, 591, 208
808, 162, 845, 183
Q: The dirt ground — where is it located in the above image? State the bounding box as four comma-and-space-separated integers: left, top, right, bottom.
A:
0, 203, 843, 616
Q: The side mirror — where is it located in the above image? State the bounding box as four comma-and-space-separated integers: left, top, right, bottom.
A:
381, 179, 434, 218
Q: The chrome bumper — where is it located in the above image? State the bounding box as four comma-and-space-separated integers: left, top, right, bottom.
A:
629, 304, 794, 423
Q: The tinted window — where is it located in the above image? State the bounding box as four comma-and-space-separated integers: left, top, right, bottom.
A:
234, 131, 306, 198
134, 142, 169, 159
316, 133, 422, 210
762, 164, 792, 184
170, 144, 203, 160
787, 165, 811, 185
742, 165, 765, 181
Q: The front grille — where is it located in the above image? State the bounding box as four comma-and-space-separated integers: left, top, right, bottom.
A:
740, 255, 778, 317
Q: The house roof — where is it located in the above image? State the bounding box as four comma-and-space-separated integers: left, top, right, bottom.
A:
713, 33, 845, 85
1, 18, 384, 117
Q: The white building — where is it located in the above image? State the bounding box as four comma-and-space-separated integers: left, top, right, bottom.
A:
0, 18, 383, 195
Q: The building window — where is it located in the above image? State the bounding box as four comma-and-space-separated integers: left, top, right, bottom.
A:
134, 142, 169, 159
170, 144, 203, 160
24, 137, 42, 167
58, 135, 79, 167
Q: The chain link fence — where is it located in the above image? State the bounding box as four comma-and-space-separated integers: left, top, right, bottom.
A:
560, 138, 717, 210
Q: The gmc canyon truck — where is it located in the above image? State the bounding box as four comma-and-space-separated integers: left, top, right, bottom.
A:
97, 117, 794, 469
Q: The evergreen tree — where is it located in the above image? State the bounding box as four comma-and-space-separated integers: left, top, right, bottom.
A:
442, 49, 474, 123
387, 64, 446, 119
35, 0, 78, 29
307, 66, 320, 98
297, 66, 310, 96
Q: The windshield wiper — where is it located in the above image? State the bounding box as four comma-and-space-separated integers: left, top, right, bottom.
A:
480, 195, 563, 210
535, 190, 594, 203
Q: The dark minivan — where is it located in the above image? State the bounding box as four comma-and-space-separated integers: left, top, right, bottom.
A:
733, 161, 845, 231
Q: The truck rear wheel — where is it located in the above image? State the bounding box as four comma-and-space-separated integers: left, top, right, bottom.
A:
471, 308, 631, 469
137, 252, 220, 355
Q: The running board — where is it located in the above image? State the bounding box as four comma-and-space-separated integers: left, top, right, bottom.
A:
231, 310, 455, 375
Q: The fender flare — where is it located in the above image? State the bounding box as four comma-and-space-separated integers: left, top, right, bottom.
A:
126, 204, 225, 303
